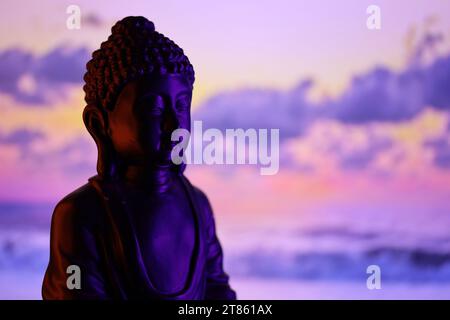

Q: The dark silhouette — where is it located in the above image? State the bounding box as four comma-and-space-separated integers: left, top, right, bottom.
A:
42, 16, 236, 300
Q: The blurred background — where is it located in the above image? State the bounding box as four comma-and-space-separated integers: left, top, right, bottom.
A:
1, 0, 450, 299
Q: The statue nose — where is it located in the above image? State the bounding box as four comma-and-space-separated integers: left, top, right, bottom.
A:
162, 109, 179, 134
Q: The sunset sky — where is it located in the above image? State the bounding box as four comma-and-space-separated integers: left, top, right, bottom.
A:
1, 0, 450, 299
0, 0, 450, 207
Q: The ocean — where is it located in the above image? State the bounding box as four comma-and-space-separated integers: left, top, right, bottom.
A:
1, 201, 450, 299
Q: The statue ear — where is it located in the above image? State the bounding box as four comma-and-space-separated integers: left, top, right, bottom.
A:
83, 105, 114, 180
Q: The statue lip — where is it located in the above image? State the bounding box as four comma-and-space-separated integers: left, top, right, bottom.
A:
157, 140, 177, 160
154, 161, 173, 169
154, 152, 176, 168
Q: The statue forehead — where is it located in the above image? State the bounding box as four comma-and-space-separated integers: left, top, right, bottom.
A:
124, 73, 192, 97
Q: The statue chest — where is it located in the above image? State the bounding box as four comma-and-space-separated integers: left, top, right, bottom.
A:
125, 187, 197, 293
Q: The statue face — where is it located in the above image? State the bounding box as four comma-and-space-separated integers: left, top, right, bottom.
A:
107, 74, 192, 166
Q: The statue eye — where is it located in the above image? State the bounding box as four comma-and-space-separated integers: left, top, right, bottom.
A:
175, 96, 191, 112
138, 95, 165, 116
149, 103, 164, 115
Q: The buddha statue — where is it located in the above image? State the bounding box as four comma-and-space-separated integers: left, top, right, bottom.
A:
42, 16, 236, 300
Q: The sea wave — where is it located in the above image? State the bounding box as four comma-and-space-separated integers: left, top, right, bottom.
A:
1, 226, 450, 283
227, 246, 450, 283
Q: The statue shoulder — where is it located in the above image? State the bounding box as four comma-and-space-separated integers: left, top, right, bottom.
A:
183, 178, 216, 225
183, 179, 211, 209
51, 183, 104, 231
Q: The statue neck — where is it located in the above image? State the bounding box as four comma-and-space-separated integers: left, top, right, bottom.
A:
121, 163, 176, 194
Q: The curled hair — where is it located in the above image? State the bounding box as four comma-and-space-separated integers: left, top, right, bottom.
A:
83, 16, 195, 111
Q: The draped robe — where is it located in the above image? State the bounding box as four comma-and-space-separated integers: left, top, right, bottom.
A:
42, 174, 236, 300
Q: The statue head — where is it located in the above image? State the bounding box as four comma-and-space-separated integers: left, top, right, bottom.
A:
83, 16, 195, 180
